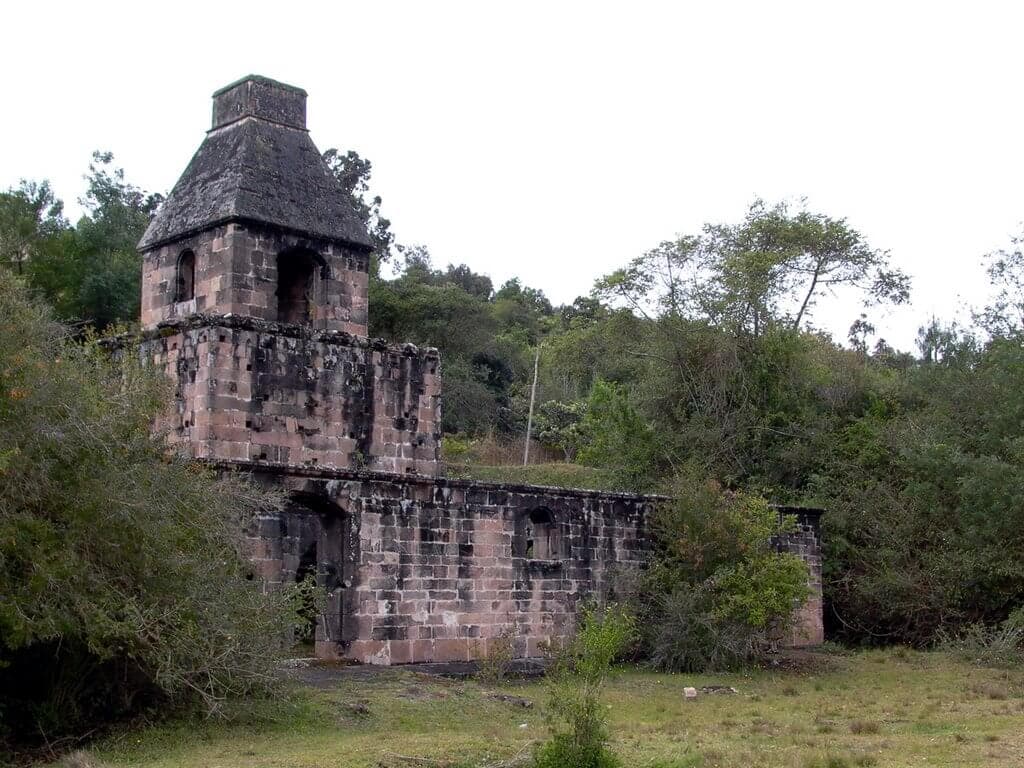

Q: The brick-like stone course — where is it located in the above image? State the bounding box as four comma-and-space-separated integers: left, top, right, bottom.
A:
773, 506, 825, 646
141, 223, 369, 335
239, 465, 652, 664
141, 315, 441, 475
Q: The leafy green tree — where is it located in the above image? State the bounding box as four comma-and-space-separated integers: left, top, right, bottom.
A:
0, 272, 294, 744
68, 152, 161, 326
596, 199, 909, 337
977, 230, 1024, 338
5, 152, 160, 328
369, 255, 550, 435
577, 380, 664, 490
322, 148, 394, 269
493, 277, 555, 345
534, 399, 587, 461
0, 180, 67, 274
816, 333, 1024, 644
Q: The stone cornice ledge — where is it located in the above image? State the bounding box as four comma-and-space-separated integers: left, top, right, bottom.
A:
201, 457, 668, 503
135, 313, 439, 358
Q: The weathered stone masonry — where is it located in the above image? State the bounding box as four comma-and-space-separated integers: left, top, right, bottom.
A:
774, 507, 824, 646
236, 463, 651, 664
141, 314, 441, 475
137, 75, 825, 663
141, 224, 370, 335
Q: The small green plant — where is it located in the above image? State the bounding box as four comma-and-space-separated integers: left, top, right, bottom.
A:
285, 572, 327, 645
441, 434, 473, 462
534, 604, 636, 768
477, 627, 517, 686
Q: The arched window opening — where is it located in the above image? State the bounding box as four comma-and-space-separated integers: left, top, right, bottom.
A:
523, 508, 563, 560
175, 250, 195, 302
277, 250, 323, 324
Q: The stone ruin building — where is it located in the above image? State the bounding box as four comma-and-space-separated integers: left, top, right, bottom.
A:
137, 75, 823, 664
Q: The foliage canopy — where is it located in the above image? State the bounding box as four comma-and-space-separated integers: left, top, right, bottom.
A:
0, 272, 295, 746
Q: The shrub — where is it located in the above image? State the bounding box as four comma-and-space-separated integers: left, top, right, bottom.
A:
290, 572, 327, 646
627, 469, 810, 671
938, 608, 1024, 668
0, 272, 294, 747
440, 434, 473, 462
849, 720, 881, 735
477, 627, 517, 686
535, 604, 635, 768
533, 735, 621, 768
646, 583, 759, 672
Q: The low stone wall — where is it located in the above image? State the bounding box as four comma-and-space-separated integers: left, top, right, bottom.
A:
239, 463, 653, 664
216, 461, 825, 664
141, 315, 441, 475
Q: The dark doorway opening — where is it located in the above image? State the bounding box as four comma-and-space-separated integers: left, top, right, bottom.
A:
277, 250, 321, 324
519, 507, 563, 560
176, 250, 195, 302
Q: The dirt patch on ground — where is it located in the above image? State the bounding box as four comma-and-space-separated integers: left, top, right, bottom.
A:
282, 658, 548, 689
764, 647, 849, 674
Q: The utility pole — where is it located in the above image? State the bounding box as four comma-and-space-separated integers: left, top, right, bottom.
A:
523, 345, 540, 466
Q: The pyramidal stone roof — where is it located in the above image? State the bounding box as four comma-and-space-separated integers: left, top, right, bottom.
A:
138, 75, 373, 252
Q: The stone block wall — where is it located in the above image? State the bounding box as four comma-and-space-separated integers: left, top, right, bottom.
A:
140, 222, 369, 335
141, 315, 441, 475
774, 506, 825, 646
212, 75, 306, 130
244, 467, 652, 664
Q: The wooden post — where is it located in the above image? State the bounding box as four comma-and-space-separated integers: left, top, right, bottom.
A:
523, 346, 540, 465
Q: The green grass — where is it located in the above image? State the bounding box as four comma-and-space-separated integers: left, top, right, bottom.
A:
72, 650, 1024, 767
446, 462, 628, 491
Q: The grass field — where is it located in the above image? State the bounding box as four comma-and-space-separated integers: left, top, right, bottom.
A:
75, 649, 1024, 768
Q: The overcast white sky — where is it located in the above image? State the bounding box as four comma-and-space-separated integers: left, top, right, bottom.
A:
3, 1, 1022, 350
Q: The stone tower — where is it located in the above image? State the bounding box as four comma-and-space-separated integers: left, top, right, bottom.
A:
139, 75, 372, 333
136, 76, 822, 664
139, 76, 442, 474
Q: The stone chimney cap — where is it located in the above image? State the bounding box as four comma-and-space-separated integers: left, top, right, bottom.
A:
212, 75, 308, 131
138, 76, 373, 252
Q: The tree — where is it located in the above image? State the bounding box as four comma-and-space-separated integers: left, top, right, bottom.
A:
322, 149, 394, 268
8, 152, 161, 328
69, 151, 162, 326
978, 230, 1024, 338
848, 313, 876, 353
596, 199, 910, 339
915, 317, 976, 366
534, 399, 587, 461
578, 380, 665, 490
0, 180, 67, 274
0, 272, 294, 745
492, 277, 555, 345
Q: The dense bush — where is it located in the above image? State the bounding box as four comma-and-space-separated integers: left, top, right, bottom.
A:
0, 273, 296, 747
627, 474, 810, 671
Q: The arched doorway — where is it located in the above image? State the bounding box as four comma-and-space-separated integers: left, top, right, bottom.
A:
276, 249, 326, 324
